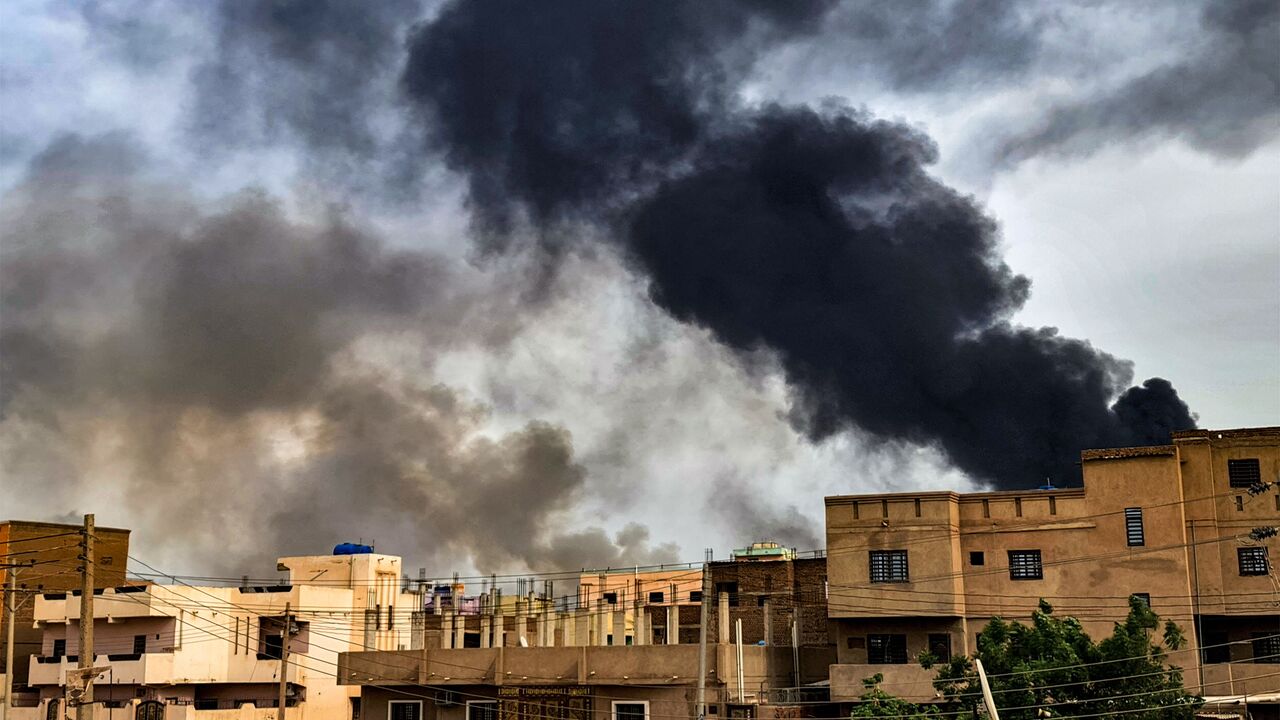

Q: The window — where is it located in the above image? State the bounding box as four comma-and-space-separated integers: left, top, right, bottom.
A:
1048, 496, 1057, 515
351, 698, 361, 720
982, 499, 990, 518
388, 701, 422, 720
1015, 497, 1023, 517
1202, 631, 1230, 664
914, 498, 922, 517
47, 700, 60, 720
969, 551, 985, 566
927, 634, 952, 663
603, 592, 618, 605
1251, 633, 1280, 664
756, 595, 768, 607
1008, 550, 1043, 580
466, 701, 498, 720
648, 591, 664, 604
613, 702, 649, 720
52, 639, 66, 658
1124, 507, 1145, 547
133, 634, 147, 654
869, 550, 909, 583
867, 634, 908, 664
852, 501, 860, 520
1228, 458, 1261, 488
689, 590, 703, 603
1130, 593, 1151, 609
1238, 547, 1270, 576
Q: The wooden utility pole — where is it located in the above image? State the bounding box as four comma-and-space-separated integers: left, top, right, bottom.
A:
695, 562, 709, 720
277, 602, 291, 720
3, 569, 17, 720
77, 514, 94, 720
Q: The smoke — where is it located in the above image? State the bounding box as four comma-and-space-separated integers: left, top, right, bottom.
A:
404, 0, 1196, 488
0, 133, 676, 573
1000, 0, 1279, 162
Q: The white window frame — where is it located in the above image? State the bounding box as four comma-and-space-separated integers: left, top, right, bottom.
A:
387, 700, 422, 720
612, 701, 650, 720
466, 700, 498, 720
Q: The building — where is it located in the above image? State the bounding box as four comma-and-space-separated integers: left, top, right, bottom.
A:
22, 545, 417, 720
336, 549, 840, 720
1, 520, 131, 708
823, 426, 1280, 713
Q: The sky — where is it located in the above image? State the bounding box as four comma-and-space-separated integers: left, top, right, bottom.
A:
0, 0, 1276, 584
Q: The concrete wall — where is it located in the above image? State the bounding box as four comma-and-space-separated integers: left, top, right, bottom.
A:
0, 521, 130, 686
822, 426, 1280, 703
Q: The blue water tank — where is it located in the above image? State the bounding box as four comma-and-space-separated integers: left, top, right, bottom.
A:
333, 542, 374, 555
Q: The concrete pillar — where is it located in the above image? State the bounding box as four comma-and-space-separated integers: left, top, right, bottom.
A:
575, 609, 590, 647
612, 609, 626, 646
762, 598, 772, 646
595, 601, 609, 646
666, 605, 679, 645
441, 612, 454, 649
480, 614, 492, 649
454, 613, 467, 649
492, 613, 505, 648
634, 608, 648, 646
514, 600, 528, 647
718, 592, 730, 644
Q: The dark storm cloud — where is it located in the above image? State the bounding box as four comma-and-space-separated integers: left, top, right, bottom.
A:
1003, 0, 1280, 161
0, 133, 675, 573
403, 1, 1196, 488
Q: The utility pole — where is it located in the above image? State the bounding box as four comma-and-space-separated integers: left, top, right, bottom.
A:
77, 514, 94, 720
277, 602, 291, 720
974, 658, 1000, 720
695, 560, 710, 720
3, 568, 17, 720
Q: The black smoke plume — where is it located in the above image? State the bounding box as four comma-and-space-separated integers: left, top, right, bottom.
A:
404, 0, 1196, 488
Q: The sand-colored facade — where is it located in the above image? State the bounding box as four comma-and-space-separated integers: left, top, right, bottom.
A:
824, 427, 1280, 704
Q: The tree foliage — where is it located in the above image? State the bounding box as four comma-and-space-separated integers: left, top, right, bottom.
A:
849, 673, 936, 719
927, 598, 1202, 719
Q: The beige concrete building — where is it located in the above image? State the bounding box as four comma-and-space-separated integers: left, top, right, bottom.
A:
824, 426, 1280, 711
21, 547, 417, 720
1, 520, 132, 708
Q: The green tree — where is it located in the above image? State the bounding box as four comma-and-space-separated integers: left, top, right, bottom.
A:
928, 598, 1202, 719
849, 673, 936, 719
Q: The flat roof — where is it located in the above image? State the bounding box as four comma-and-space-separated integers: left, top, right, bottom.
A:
1080, 444, 1176, 461
825, 486, 1085, 505
1173, 426, 1280, 441
1, 519, 131, 534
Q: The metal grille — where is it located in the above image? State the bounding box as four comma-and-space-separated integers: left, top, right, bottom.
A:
1008, 550, 1043, 580
1238, 547, 1269, 576
867, 634, 908, 664
1251, 633, 1280, 664
869, 550, 909, 583
1228, 458, 1261, 488
1124, 507, 1145, 547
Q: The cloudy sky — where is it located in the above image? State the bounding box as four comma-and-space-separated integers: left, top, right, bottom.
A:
1, 0, 1276, 581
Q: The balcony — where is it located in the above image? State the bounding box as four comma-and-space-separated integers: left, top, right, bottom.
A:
1202, 661, 1280, 698
829, 663, 939, 703
27, 654, 175, 686
34, 587, 164, 624
221, 653, 303, 685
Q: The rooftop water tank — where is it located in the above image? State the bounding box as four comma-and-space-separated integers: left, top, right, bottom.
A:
333, 542, 374, 555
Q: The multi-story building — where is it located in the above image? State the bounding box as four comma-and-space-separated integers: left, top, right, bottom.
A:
336, 548, 840, 720
22, 545, 417, 720
824, 426, 1280, 712
1, 520, 131, 708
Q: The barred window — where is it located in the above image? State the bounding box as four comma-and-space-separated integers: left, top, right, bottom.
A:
1251, 633, 1280, 664
1228, 459, 1261, 488
1238, 547, 1269, 576
1130, 593, 1151, 609
867, 634, 908, 664
1008, 550, 1043, 580
869, 550, 909, 583
1125, 507, 1145, 547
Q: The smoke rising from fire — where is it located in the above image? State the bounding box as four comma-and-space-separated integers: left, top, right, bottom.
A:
403, 0, 1196, 487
